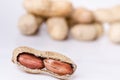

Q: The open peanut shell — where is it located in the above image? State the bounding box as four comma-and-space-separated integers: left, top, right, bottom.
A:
12, 46, 77, 79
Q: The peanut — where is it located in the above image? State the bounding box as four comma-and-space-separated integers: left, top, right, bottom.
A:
49, 0, 73, 17
71, 7, 94, 24
93, 5, 120, 23
71, 24, 97, 41
44, 59, 73, 75
12, 46, 77, 79
18, 53, 44, 69
93, 9, 112, 23
46, 17, 69, 40
18, 14, 42, 35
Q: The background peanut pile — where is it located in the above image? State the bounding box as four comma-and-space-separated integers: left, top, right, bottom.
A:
18, 0, 120, 44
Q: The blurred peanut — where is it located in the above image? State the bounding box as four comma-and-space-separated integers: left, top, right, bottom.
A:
18, 14, 43, 35
94, 5, 120, 23
93, 9, 112, 23
46, 17, 69, 40
71, 7, 94, 24
71, 23, 103, 41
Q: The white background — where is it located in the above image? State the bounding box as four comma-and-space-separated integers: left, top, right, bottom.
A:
0, 0, 120, 80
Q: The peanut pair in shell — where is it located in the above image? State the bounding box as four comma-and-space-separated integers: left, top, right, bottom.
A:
12, 46, 77, 79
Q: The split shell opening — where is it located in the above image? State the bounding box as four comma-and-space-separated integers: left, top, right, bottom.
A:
12, 46, 77, 79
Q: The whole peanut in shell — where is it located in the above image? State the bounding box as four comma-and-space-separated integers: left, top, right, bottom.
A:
94, 5, 120, 23
71, 7, 94, 24
71, 23, 103, 41
49, 0, 73, 17
46, 17, 69, 40
18, 14, 43, 35
93, 9, 113, 23
71, 24, 99, 41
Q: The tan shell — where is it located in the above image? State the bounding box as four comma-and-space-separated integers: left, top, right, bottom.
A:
23, 0, 51, 16
23, 0, 73, 17
94, 5, 120, 23
12, 46, 77, 79
111, 5, 120, 22
109, 22, 120, 43
71, 24, 98, 41
49, 0, 73, 17
18, 14, 42, 35
46, 17, 69, 40
71, 7, 94, 24
93, 9, 113, 23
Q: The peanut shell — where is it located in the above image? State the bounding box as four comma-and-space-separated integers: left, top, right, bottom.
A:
12, 46, 77, 79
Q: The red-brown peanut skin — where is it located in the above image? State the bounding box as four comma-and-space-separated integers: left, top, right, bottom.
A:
44, 59, 73, 75
18, 53, 44, 69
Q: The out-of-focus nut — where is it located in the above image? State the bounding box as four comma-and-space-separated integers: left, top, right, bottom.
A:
71, 24, 97, 41
93, 9, 113, 23
18, 14, 41, 35
46, 17, 69, 40
72, 7, 94, 23
49, 0, 73, 17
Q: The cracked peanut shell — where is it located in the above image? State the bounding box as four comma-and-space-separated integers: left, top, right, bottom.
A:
12, 46, 77, 79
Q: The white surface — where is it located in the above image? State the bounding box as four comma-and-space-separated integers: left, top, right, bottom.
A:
0, 0, 120, 80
